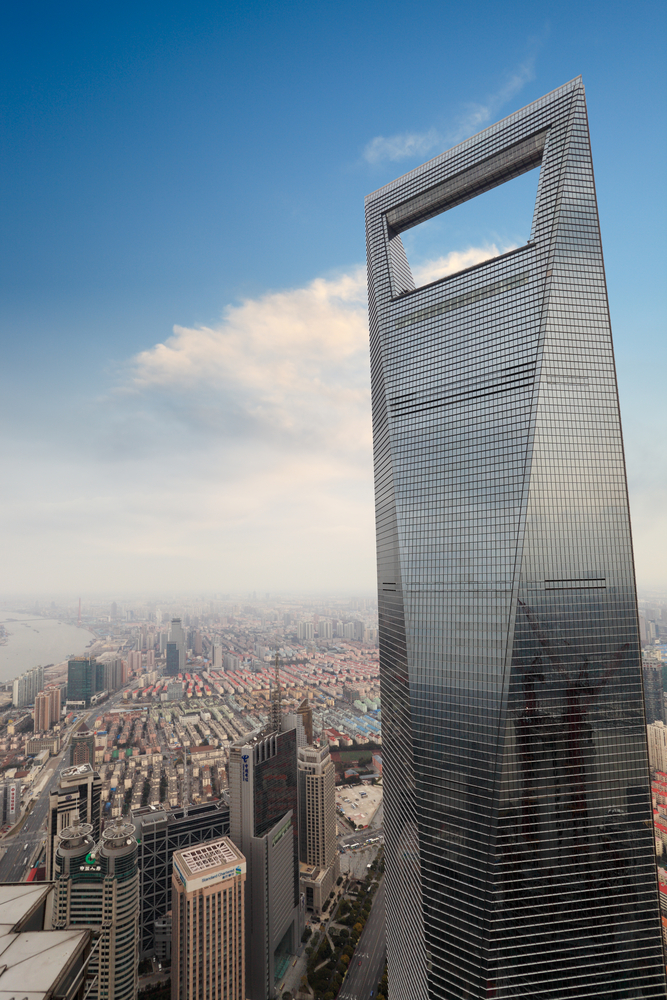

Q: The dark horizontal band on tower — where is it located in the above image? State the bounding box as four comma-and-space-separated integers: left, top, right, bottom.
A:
394, 273, 530, 330
388, 361, 537, 417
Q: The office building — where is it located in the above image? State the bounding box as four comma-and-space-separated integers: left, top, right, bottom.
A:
282, 698, 313, 748
12, 664, 44, 708
154, 914, 172, 963
53, 816, 139, 1000
0, 780, 21, 826
67, 658, 98, 706
297, 744, 339, 914
644, 663, 665, 725
166, 618, 187, 676
46, 763, 101, 880
27, 734, 61, 756
366, 78, 666, 997
70, 727, 96, 766
0, 882, 97, 1000
229, 727, 302, 1000
135, 800, 230, 956
171, 837, 246, 1000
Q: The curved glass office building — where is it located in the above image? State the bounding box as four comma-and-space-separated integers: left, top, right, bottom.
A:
366, 78, 666, 998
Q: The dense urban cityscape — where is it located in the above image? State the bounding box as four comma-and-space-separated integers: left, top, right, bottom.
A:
0, 595, 387, 1000
0, 589, 664, 998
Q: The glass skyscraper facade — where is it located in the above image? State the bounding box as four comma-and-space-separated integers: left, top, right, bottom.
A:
366, 78, 666, 998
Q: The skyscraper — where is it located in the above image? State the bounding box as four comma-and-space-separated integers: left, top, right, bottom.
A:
53, 815, 139, 1000
229, 727, 302, 1000
46, 763, 101, 880
67, 657, 97, 706
297, 744, 339, 914
34, 690, 52, 732
366, 78, 666, 998
135, 800, 231, 957
171, 837, 246, 1000
12, 664, 44, 708
166, 618, 187, 676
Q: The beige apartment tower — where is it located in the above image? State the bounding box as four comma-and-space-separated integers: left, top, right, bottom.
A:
297, 744, 339, 914
34, 687, 61, 731
171, 837, 246, 1000
34, 691, 52, 732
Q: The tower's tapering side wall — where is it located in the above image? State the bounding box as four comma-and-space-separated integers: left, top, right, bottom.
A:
366, 79, 666, 999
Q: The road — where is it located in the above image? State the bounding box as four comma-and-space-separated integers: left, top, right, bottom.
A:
339, 876, 386, 1000
0, 691, 127, 882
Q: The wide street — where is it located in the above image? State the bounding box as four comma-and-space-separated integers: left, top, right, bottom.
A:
0, 690, 127, 882
338, 875, 386, 1000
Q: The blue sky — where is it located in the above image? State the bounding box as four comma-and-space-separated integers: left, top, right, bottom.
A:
1, 0, 665, 597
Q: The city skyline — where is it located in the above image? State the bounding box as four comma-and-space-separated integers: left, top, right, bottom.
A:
1, 2, 665, 598
367, 80, 665, 996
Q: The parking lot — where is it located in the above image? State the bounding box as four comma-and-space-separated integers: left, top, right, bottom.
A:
335, 783, 383, 828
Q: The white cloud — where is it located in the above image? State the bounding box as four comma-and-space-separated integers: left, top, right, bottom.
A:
128, 268, 371, 457
411, 244, 516, 286
363, 57, 536, 164
450, 58, 535, 143
363, 128, 443, 165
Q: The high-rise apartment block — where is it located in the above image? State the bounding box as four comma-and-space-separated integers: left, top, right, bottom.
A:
171, 837, 246, 1000
46, 763, 101, 880
318, 619, 333, 640
54, 816, 139, 1000
12, 664, 44, 708
127, 649, 142, 673
229, 727, 302, 1000
70, 727, 96, 766
366, 78, 666, 996
135, 800, 231, 957
297, 744, 339, 914
103, 657, 123, 691
34, 690, 54, 732
648, 721, 667, 774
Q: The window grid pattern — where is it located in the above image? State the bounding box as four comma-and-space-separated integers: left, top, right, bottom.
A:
366, 78, 665, 999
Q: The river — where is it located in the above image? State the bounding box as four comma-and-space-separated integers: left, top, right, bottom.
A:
0, 612, 97, 685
